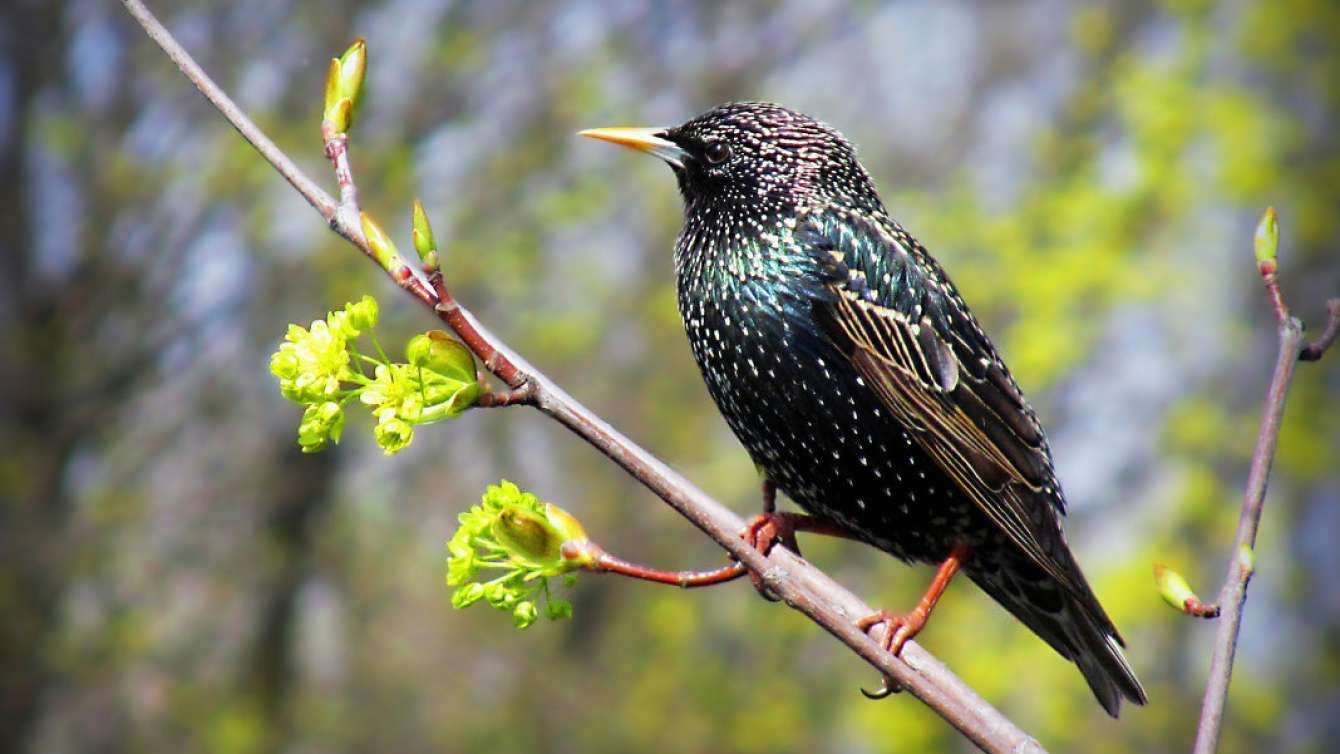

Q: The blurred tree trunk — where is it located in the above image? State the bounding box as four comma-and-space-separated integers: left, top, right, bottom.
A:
0, 1, 86, 747
245, 446, 334, 744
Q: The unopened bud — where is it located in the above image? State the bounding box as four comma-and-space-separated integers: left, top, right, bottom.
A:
360, 212, 399, 270
493, 505, 564, 568
406, 330, 475, 382
322, 39, 366, 134
1254, 207, 1279, 275
412, 199, 439, 271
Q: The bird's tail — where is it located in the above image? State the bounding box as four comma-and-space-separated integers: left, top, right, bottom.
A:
967, 561, 1147, 717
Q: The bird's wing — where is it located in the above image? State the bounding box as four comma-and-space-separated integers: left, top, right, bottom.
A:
797, 206, 1083, 595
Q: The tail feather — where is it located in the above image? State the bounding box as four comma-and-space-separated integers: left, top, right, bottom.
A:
968, 564, 1147, 717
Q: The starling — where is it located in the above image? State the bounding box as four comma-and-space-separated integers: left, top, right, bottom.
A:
581, 102, 1147, 716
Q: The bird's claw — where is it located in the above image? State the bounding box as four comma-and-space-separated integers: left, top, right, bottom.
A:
860, 675, 903, 699
855, 607, 926, 700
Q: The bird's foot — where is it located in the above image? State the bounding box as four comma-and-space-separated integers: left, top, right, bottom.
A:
854, 542, 972, 700
855, 607, 930, 698
741, 511, 804, 557
739, 511, 804, 600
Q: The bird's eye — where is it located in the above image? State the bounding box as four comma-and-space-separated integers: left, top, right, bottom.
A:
703, 140, 731, 165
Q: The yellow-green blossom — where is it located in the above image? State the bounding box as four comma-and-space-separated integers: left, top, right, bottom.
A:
373, 409, 414, 455
298, 401, 345, 453
444, 481, 583, 629
270, 318, 352, 404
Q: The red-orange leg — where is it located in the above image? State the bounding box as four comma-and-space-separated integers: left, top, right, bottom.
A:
741, 480, 860, 600
858, 542, 971, 699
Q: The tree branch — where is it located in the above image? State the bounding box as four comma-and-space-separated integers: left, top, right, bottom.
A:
1191, 228, 1338, 754
119, 1, 1047, 751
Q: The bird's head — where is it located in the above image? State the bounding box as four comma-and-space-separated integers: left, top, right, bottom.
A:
581, 102, 882, 223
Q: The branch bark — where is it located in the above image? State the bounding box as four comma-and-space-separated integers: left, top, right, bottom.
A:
119, 1, 1055, 751
1190, 262, 1339, 750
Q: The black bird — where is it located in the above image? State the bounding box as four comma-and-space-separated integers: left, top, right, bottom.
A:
581, 102, 1146, 716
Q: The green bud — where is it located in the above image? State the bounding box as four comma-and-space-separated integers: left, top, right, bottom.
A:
337, 39, 367, 109
322, 39, 366, 133
269, 349, 299, 380
412, 199, 439, 269
406, 331, 476, 383
1253, 207, 1278, 273
546, 598, 573, 621
297, 401, 345, 453
1237, 543, 1255, 576
512, 601, 539, 629
492, 505, 564, 568
326, 98, 352, 135
405, 333, 433, 367
345, 294, 379, 333
360, 212, 400, 270
484, 580, 516, 608
1153, 563, 1200, 613
451, 582, 485, 609
545, 502, 589, 544
322, 58, 343, 130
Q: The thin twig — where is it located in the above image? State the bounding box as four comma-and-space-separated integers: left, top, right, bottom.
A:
475, 385, 536, 408
1300, 298, 1340, 362
588, 548, 748, 588
1191, 252, 1337, 754
119, 2, 1045, 751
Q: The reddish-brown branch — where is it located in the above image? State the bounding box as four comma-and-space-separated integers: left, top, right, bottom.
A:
589, 548, 748, 588
429, 271, 526, 388
475, 385, 536, 408
1192, 249, 1336, 754
120, 3, 1045, 751
1182, 598, 1221, 620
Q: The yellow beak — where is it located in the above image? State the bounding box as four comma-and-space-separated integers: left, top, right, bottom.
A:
578, 126, 687, 169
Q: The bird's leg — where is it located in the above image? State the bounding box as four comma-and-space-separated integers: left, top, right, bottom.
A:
740, 478, 859, 599
858, 542, 971, 699
745, 478, 801, 556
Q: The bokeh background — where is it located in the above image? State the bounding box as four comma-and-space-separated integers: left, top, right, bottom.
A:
3, 1, 1338, 752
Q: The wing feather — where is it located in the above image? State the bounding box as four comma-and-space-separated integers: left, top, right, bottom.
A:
799, 207, 1084, 595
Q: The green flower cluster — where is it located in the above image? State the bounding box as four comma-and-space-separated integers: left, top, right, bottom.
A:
269, 295, 479, 454
446, 481, 592, 629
